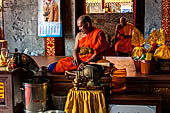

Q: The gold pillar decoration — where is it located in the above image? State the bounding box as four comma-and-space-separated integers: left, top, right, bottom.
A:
45, 37, 55, 56
162, 0, 170, 40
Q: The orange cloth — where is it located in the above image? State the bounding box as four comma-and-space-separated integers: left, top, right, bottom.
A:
53, 28, 108, 73
115, 23, 134, 53
64, 89, 106, 113
111, 69, 127, 93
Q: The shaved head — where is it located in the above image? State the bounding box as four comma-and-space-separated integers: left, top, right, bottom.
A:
120, 17, 127, 26
120, 17, 127, 22
77, 15, 92, 25
77, 15, 93, 34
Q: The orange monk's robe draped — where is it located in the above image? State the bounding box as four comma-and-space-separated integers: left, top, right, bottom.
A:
52, 27, 108, 73
115, 23, 134, 53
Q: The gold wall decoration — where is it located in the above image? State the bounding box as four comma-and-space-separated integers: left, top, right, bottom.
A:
45, 37, 55, 56
162, 0, 170, 40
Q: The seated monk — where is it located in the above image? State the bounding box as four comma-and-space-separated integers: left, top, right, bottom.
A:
111, 17, 134, 56
48, 15, 109, 73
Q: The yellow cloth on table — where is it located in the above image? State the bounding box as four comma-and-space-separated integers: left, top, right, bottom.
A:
64, 89, 106, 113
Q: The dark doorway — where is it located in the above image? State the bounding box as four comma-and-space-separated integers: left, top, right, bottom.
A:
133, 0, 145, 34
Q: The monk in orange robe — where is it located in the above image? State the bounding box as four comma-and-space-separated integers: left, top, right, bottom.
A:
49, 15, 108, 73
112, 17, 134, 56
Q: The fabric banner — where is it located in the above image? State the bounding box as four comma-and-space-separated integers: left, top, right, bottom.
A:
38, 0, 62, 37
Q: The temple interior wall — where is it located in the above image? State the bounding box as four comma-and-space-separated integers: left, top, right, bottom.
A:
3, 0, 161, 56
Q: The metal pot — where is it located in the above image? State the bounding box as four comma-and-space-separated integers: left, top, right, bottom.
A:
22, 78, 49, 113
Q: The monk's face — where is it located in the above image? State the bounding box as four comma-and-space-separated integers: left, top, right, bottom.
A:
77, 19, 89, 34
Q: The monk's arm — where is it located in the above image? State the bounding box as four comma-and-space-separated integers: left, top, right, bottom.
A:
115, 24, 120, 36
113, 24, 120, 43
72, 33, 80, 65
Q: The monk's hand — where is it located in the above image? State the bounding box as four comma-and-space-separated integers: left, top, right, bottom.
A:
72, 58, 79, 66
78, 62, 87, 70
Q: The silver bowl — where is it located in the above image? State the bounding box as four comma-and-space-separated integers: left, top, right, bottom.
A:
43, 110, 65, 113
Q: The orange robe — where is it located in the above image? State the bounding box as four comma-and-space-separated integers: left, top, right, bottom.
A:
52, 27, 108, 73
115, 23, 134, 53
